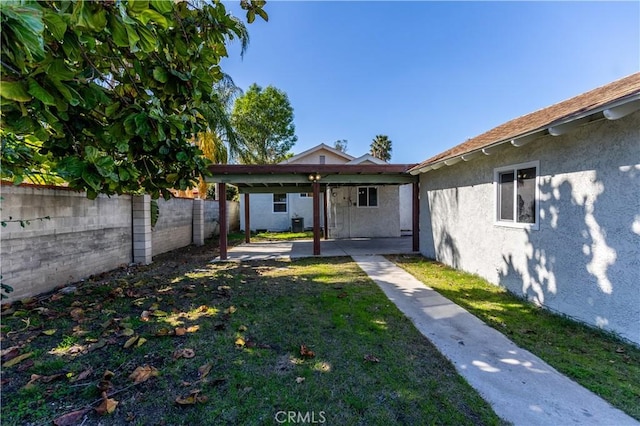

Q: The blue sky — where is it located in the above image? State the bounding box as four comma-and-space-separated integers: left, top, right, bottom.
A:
221, 1, 639, 164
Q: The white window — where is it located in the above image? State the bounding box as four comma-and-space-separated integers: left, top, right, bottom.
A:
358, 187, 378, 207
494, 161, 539, 229
273, 193, 287, 213
319, 155, 326, 164
299, 193, 313, 198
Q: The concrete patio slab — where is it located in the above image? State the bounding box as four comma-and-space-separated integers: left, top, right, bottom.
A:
213, 236, 416, 261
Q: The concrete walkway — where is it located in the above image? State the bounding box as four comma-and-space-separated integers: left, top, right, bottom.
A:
215, 239, 637, 425
353, 255, 638, 426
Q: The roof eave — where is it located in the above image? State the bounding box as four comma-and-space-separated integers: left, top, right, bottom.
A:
410, 93, 640, 175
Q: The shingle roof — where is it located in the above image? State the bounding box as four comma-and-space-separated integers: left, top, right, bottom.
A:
410, 73, 640, 172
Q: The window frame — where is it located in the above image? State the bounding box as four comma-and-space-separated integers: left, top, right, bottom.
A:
272, 193, 288, 213
493, 161, 540, 230
299, 193, 313, 198
357, 186, 379, 208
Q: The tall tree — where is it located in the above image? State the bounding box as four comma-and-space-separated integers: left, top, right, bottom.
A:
194, 74, 244, 197
370, 134, 392, 162
333, 139, 348, 153
0, 0, 267, 199
231, 83, 297, 164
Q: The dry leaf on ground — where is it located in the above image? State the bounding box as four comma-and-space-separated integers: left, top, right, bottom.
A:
364, 354, 380, 363
53, 408, 90, 426
129, 365, 159, 384
95, 396, 119, 415
175, 389, 208, 406
300, 345, 315, 358
173, 348, 196, 359
198, 363, 213, 379
2, 352, 33, 368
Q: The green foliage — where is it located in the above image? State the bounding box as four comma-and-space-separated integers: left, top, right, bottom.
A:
231, 83, 297, 164
0, 0, 267, 200
370, 134, 392, 162
333, 139, 348, 153
150, 199, 159, 228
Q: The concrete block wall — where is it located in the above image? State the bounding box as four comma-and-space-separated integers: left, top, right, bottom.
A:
1, 185, 132, 302
152, 197, 194, 256
1, 184, 237, 303
204, 200, 239, 236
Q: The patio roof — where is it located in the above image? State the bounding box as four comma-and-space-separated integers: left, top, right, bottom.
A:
206, 163, 418, 193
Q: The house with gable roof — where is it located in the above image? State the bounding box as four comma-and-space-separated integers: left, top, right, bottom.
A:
239, 143, 413, 238
409, 73, 640, 344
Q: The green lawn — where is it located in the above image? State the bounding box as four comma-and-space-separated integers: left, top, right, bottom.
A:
388, 255, 640, 420
0, 243, 504, 425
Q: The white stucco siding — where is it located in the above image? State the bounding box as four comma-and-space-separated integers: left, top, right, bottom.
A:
240, 194, 290, 231
239, 193, 324, 232
288, 151, 349, 164
420, 111, 640, 344
328, 186, 400, 238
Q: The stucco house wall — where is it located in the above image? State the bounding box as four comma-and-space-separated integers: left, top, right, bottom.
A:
419, 111, 640, 344
240, 193, 324, 232
328, 186, 400, 238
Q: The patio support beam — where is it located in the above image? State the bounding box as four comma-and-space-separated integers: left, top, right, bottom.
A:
412, 181, 420, 252
244, 193, 250, 244
219, 183, 227, 260
323, 189, 328, 240
313, 180, 321, 255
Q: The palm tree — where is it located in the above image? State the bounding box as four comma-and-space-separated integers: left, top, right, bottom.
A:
193, 74, 245, 198
370, 135, 392, 162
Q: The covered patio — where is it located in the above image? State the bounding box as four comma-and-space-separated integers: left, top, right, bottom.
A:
206, 163, 419, 260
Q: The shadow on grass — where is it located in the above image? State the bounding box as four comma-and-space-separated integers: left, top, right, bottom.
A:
0, 246, 504, 425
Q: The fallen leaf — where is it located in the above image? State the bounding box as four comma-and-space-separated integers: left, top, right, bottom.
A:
173, 348, 196, 360
175, 389, 208, 406
198, 363, 213, 379
95, 397, 119, 415
338, 292, 348, 298
300, 345, 315, 358
102, 370, 115, 380
155, 327, 172, 336
615, 347, 626, 354
238, 325, 248, 332
24, 374, 42, 388
198, 305, 209, 312
89, 339, 108, 352
136, 337, 147, 347
2, 352, 33, 368
42, 329, 57, 336
186, 325, 199, 333
175, 327, 186, 336
295, 377, 305, 384
70, 308, 84, 321
70, 368, 93, 383
121, 328, 135, 337
235, 337, 246, 348
140, 311, 150, 322
53, 408, 90, 426
17, 359, 34, 372
224, 306, 236, 315
151, 310, 167, 317
129, 365, 159, 384
1, 347, 20, 362
123, 335, 139, 349
364, 354, 380, 363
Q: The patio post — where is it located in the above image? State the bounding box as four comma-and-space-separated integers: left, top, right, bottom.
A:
412, 181, 419, 252
244, 193, 250, 243
312, 179, 321, 255
219, 183, 227, 260
323, 187, 328, 240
